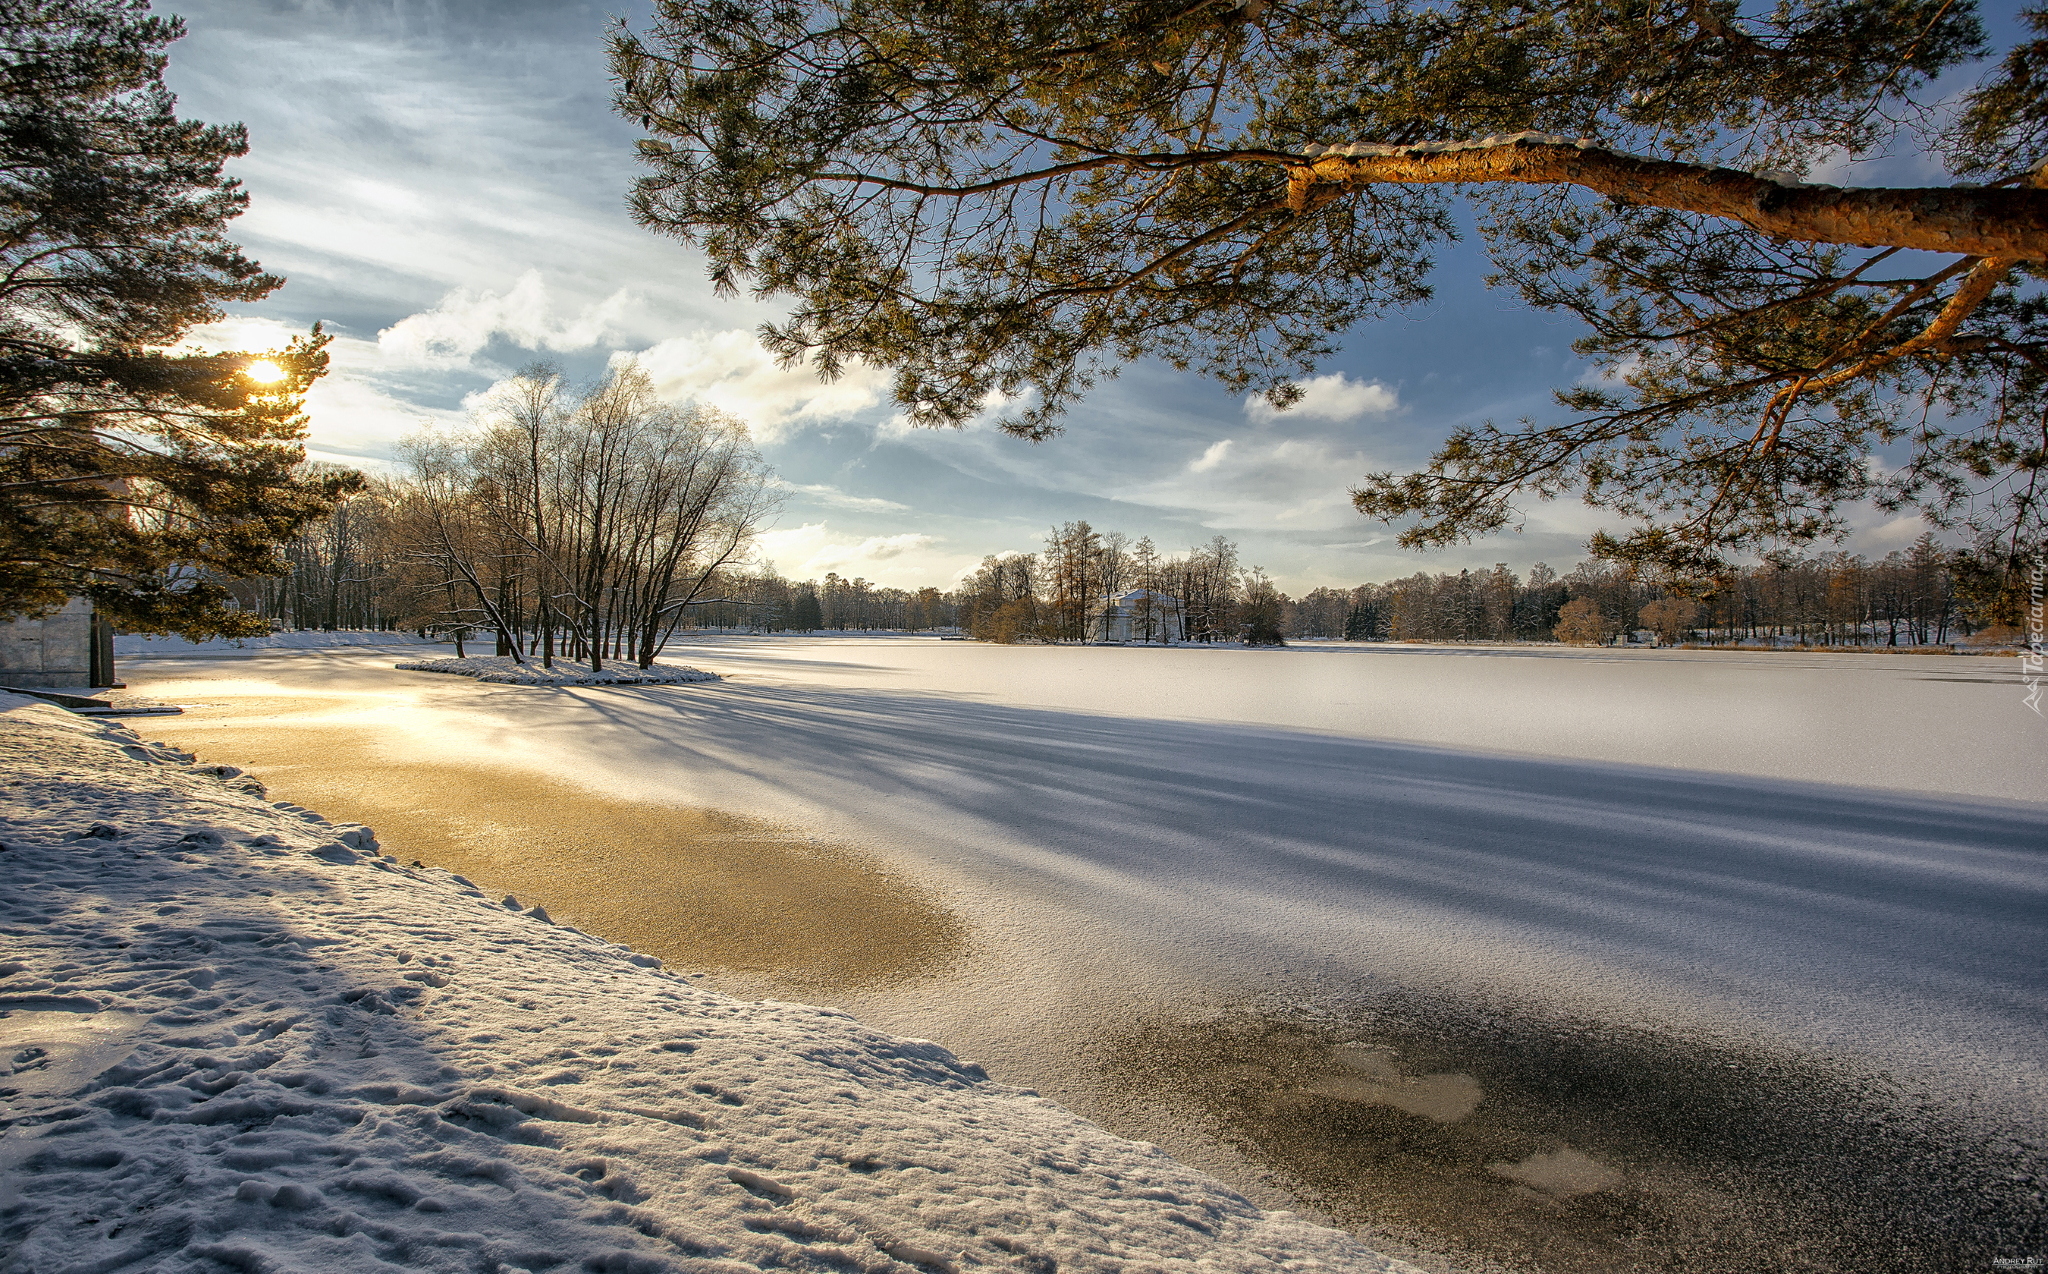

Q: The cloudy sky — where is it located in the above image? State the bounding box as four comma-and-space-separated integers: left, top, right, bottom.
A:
161, 0, 1971, 592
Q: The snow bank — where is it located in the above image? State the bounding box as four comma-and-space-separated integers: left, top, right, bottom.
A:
394, 656, 721, 687
0, 694, 1400, 1273
116, 629, 439, 656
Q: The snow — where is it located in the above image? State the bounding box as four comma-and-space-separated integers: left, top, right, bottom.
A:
0, 691, 1410, 1273
1302, 132, 1597, 157
115, 629, 439, 656
393, 657, 721, 687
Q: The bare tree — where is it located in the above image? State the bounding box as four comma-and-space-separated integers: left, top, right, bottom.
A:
418, 362, 777, 671
391, 433, 531, 662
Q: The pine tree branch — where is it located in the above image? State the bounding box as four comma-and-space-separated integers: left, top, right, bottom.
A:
1791, 255, 2012, 396
817, 132, 2048, 259
1289, 134, 2048, 259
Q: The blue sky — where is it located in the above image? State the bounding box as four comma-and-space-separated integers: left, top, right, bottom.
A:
161, 0, 1998, 592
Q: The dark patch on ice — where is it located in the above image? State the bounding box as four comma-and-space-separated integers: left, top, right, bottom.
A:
1101, 988, 2047, 1274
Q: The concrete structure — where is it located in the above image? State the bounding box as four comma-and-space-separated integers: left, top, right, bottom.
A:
1086, 588, 1184, 643
0, 597, 115, 688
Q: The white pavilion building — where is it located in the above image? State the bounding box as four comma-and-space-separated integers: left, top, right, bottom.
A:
1086, 588, 1184, 643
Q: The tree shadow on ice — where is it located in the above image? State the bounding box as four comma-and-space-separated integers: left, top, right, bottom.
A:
554, 681, 2046, 1031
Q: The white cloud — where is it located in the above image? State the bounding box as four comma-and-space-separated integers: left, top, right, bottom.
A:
1803, 143, 1950, 188
172, 314, 311, 358
843, 532, 934, 562
182, 299, 900, 466
1112, 435, 1378, 533
1576, 355, 1642, 388
1245, 374, 1399, 423
628, 331, 892, 441
875, 385, 1035, 442
377, 271, 637, 369
754, 523, 977, 587
300, 368, 465, 458
1856, 514, 1939, 550
163, 1, 755, 338
772, 480, 909, 513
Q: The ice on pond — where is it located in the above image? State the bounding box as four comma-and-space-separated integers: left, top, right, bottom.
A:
1489, 1145, 1625, 1198
1300, 1043, 1484, 1122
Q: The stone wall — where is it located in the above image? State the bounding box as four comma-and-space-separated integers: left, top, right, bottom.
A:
0, 597, 95, 687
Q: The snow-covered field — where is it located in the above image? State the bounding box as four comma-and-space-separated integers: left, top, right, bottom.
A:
0, 692, 1406, 1273
104, 636, 2048, 1268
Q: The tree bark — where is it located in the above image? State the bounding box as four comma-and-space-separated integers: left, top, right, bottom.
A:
1289, 134, 2048, 259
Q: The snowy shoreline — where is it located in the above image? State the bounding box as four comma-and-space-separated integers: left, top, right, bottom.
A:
393, 656, 721, 687
0, 692, 1405, 1273
113, 629, 441, 656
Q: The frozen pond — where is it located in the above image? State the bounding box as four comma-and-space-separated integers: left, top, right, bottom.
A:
125, 637, 2048, 1272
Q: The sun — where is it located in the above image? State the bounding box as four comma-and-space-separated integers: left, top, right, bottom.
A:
243, 359, 287, 385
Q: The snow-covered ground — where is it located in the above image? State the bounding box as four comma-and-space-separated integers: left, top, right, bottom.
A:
114, 629, 437, 656
394, 656, 719, 687
106, 636, 2048, 1266
0, 691, 1407, 1273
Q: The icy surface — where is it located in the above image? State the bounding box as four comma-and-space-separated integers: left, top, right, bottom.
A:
0, 692, 1407, 1273
116, 629, 439, 655
106, 637, 2048, 1220
394, 657, 720, 686
128, 635, 2047, 1130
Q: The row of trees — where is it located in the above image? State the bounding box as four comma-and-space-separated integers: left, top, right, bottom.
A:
920, 526, 2012, 649
225, 473, 394, 632
685, 572, 952, 633
244, 505, 2018, 651
954, 525, 1284, 645
232, 514, 1284, 647
1284, 536, 2016, 647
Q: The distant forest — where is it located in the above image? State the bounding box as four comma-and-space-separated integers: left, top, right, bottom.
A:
235, 500, 2022, 650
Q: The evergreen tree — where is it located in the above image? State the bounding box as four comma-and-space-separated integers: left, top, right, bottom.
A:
1342, 596, 1382, 642
1513, 563, 1568, 639
0, 0, 351, 636
616, 0, 2045, 573
789, 584, 823, 631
